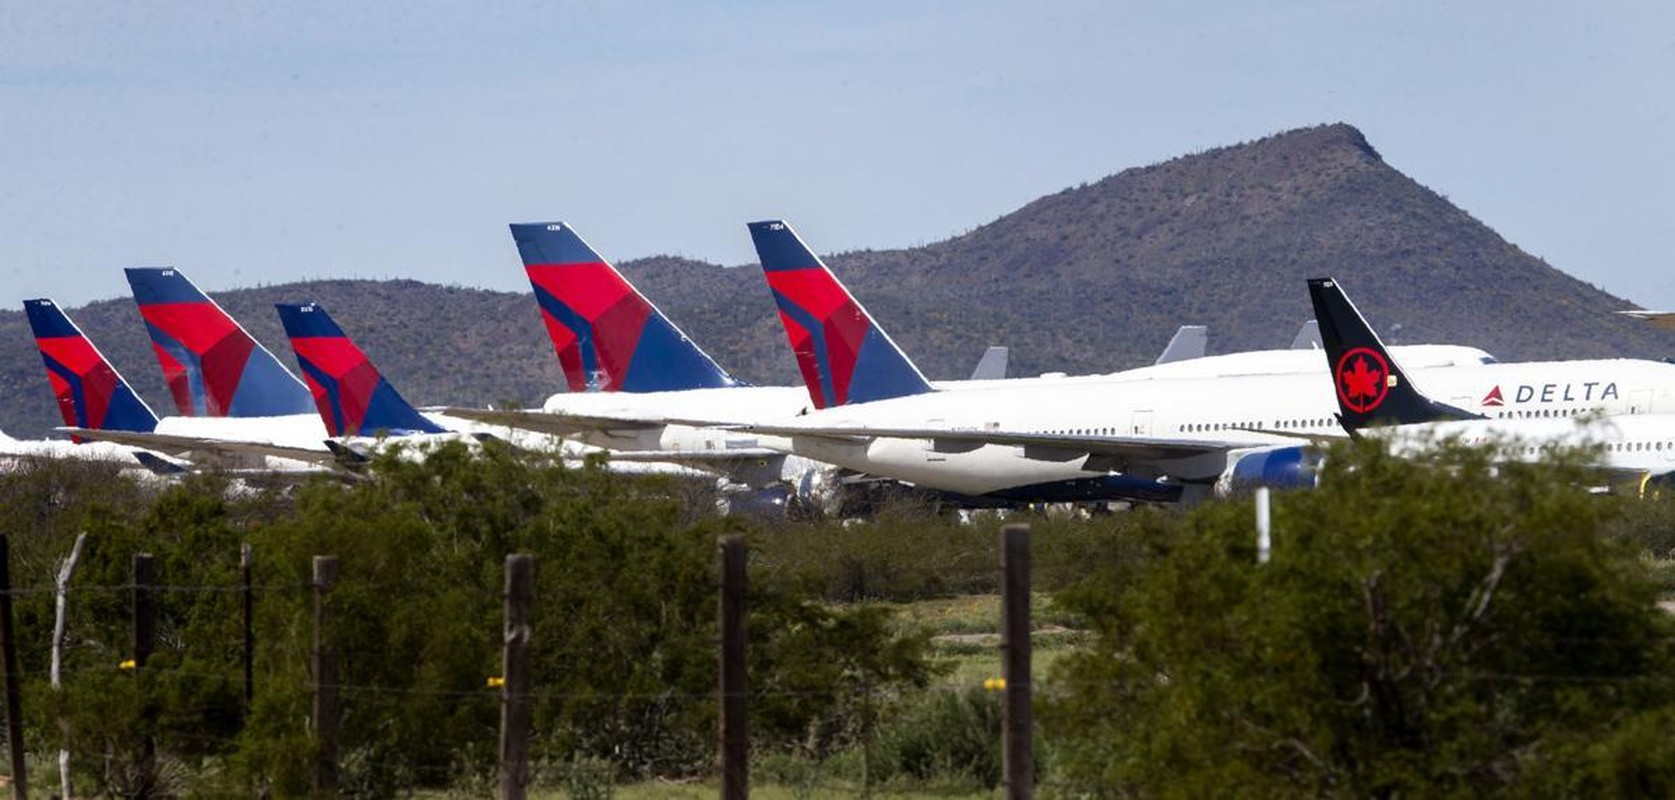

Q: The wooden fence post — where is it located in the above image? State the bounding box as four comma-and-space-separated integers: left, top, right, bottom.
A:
718, 536, 748, 800
312, 556, 339, 798
1000, 524, 1033, 800
498, 554, 533, 800
0, 536, 27, 800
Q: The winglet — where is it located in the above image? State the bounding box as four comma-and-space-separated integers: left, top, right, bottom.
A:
510, 222, 738, 393
130, 450, 190, 475
1307, 278, 1478, 431
748, 220, 934, 408
276, 302, 447, 437
1154, 325, 1208, 365
125, 267, 315, 417
24, 298, 159, 433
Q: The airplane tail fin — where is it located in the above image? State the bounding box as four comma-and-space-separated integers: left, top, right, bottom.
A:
275, 303, 447, 437
510, 222, 738, 393
1307, 278, 1478, 431
1290, 320, 1322, 350
24, 298, 159, 433
1154, 325, 1208, 365
968, 346, 1009, 380
125, 267, 315, 418
747, 220, 934, 408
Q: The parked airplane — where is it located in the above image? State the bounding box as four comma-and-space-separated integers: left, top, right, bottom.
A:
276, 302, 448, 439
56, 274, 353, 466
272, 301, 723, 480
643, 223, 1675, 503
26, 298, 161, 435
13, 298, 186, 471
451, 220, 1503, 504
125, 267, 317, 417
490, 222, 1218, 499
1310, 277, 1675, 483
452, 222, 1487, 498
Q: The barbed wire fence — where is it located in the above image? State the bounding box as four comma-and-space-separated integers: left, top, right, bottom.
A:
0, 524, 1055, 799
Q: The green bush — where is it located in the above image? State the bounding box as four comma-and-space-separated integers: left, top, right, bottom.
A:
1046, 437, 1675, 797
877, 686, 1003, 788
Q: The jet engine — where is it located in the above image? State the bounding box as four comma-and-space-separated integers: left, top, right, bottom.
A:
1215, 446, 1320, 497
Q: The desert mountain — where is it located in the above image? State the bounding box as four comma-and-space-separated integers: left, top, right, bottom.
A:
3, 123, 1670, 439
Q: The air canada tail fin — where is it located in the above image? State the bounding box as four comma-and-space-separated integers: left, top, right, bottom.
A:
1307, 278, 1478, 431
275, 303, 447, 437
24, 298, 159, 433
509, 222, 738, 393
1154, 325, 1208, 365
125, 267, 315, 418
748, 220, 934, 408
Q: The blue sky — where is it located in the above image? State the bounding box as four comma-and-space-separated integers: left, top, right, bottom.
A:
4, 1, 1672, 309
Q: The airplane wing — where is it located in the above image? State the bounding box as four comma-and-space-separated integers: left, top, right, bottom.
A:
61, 428, 339, 466
666, 418, 1276, 469
440, 407, 664, 438
601, 448, 784, 462
1619, 310, 1675, 332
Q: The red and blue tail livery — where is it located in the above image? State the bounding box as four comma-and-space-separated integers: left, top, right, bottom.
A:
748, 220, 933, 409
275, 302, 446, 437
510, 222, 737, 393
125, 267, 315, 418
24, 298, 159, 433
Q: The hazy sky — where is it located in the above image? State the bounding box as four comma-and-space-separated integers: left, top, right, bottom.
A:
4, 1, 1672, 309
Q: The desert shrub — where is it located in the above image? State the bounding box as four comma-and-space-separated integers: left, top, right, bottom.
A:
1046, 437, 1675, 797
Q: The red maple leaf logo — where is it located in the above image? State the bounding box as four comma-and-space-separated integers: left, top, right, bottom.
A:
1335, 348, 1390, 414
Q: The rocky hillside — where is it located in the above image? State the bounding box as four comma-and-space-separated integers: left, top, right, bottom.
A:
3, 123, 1670, 438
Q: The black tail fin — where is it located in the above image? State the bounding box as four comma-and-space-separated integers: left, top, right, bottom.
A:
1307, 278, 1479, 431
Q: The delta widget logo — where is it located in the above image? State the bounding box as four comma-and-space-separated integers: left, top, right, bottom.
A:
1335, 347, 1390, 414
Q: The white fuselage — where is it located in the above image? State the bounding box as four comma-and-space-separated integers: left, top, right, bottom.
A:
0, 431, 153, 469
1373, 414, 1675, 476
757, 358, 1675, 496
536, 344, 1496, 484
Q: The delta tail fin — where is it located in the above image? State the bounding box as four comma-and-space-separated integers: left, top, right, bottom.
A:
510, 222, 738, 393
1307, 278, 1479, 431
748, 220, 934, 408
275, 303, 447, 437
24, 298, 159, 433
125, 267, 315, 418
